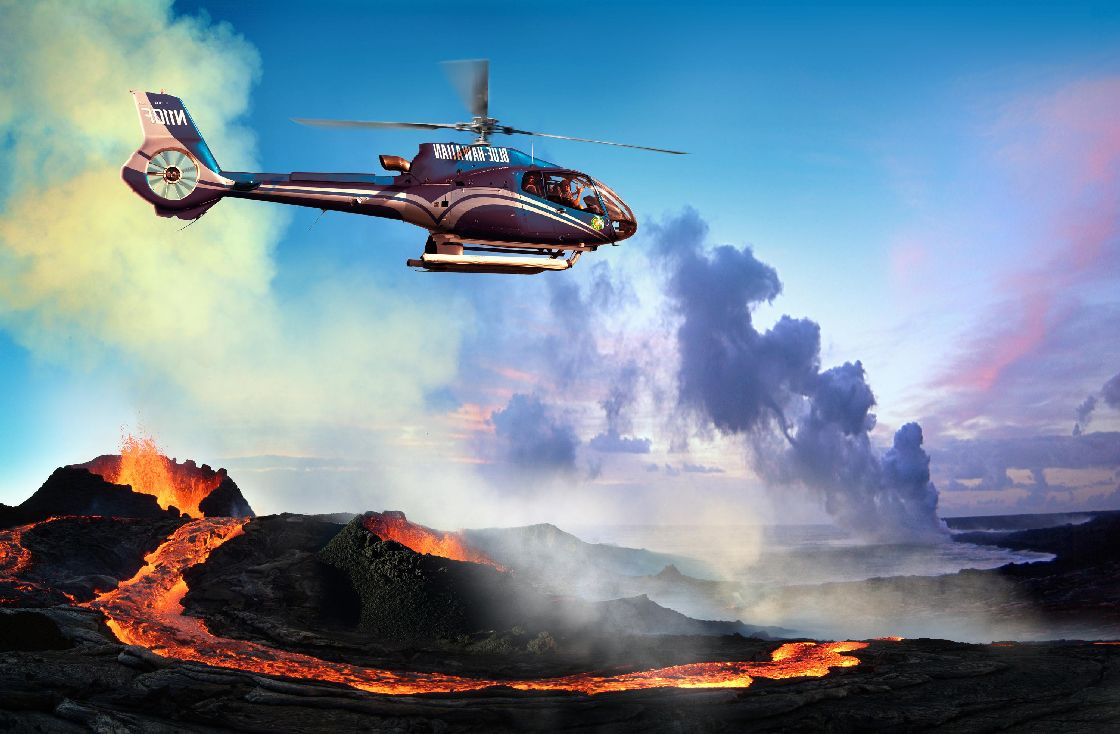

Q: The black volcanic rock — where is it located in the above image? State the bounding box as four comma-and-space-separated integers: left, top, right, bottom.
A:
22, 516, 187, 601
3, 607, 1120, 732
956, 512, 1120, 569
0, 610, 72, 651
2, 516, 187, 607
183, 512, 783, 664
197, 476, 255, 518
945, 510, 1112, 532
182, 513, 360, 642
319, 514, 529, 641
0, 468, 178, 529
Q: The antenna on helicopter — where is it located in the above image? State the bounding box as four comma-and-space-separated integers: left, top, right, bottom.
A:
292, 59, 686, 155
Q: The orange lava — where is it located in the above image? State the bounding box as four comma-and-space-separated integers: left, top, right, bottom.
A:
0, 522, 36, 603
0, 523, 33, 579
89, 435, 224, 517
362, 511, 503, 569
87, 518, 869, 696
0, 517, 77, 604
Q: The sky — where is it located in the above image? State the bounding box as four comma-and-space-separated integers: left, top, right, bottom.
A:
1, 0, 1118, 529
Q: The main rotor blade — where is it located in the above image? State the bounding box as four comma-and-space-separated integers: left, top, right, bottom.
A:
441, 59, 489, 120
292, 118, 461, 131
506, 127, 686, 155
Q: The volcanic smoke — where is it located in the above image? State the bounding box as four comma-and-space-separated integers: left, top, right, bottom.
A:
86, 517, 869, 695
655, 210, 946, 541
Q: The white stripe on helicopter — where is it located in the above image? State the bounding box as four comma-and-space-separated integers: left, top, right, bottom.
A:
247, 182, 604, 237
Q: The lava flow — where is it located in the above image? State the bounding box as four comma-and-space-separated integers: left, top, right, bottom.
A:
0, 521, 35, 603
87, 518, 868, 696
82, 435, 225, 517
362, 511, 503, 569
0, 517, 76, 604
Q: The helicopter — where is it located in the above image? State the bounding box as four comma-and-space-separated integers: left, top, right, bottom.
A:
122, 60, 683, 274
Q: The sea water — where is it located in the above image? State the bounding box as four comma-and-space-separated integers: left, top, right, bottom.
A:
572, 523, 1054, 586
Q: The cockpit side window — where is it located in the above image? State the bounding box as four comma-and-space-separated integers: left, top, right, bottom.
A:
541, 172, 603, 213
521, 171, 544, 197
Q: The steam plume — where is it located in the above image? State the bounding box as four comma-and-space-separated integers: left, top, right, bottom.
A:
1073, 370, 1120, 435
654, 209, 946, 541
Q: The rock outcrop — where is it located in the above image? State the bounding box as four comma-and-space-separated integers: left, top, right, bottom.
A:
0, 468, 178, 529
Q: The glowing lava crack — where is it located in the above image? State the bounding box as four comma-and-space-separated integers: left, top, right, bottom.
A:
86, 518, 868, 695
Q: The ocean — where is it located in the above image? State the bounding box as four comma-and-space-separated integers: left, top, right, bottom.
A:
574, 523, 1054, 586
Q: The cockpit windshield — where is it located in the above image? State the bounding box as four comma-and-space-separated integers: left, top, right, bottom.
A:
523, 171, 603, 214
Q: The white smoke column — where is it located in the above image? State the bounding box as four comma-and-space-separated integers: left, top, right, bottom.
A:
652, 209, 947, 542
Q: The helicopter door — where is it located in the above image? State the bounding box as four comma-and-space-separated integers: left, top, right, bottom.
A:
518, 171, 551, 242
541, 172, 608, 241
520, 171, 608, 244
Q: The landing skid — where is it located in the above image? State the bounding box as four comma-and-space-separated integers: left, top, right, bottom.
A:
407, 236, 586, 274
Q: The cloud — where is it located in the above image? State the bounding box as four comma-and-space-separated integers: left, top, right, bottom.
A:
924, 301, 1120, 438
931, 431, 1120, 514
488, 394, 579, 474
0, 2, 461, 466
1104, 372, 1120, 408
681, 463, 723, 474
589, 430, 651, 454
923, 76, 1120, 437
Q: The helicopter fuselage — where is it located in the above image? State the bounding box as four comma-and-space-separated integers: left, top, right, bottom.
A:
220, 143, 637, 272
122, 93, 639, 274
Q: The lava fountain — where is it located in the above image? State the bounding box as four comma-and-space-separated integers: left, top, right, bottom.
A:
80, 434, 226, 517
87, 518, 869, 695
362, 511, 503, 569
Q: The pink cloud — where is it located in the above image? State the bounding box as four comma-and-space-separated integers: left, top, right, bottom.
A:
927, 75, 1120, 433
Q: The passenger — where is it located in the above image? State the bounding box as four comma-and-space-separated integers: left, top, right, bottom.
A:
561, 177, 585, 208
522, 173, 541, 196
546, 179, 567, 205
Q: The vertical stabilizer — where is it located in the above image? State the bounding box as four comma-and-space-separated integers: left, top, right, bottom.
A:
121, 92, 229, 220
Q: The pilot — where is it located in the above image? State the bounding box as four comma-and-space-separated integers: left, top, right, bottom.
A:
583, 194, 603, 215
561, 177, 585, 208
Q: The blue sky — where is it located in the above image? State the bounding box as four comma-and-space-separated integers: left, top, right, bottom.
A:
1, 1, 1118, 526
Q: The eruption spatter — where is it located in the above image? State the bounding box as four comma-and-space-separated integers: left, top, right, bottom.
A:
87, 517, 869, 695
361, 511, 503, 569
654, 210, 946, 542
77, 434, 252, 518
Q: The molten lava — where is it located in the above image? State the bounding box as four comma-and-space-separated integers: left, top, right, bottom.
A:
362, 511, 502, 569
86, 518, 869, 695
84, 435, 225, 518
0, 521, 35, 603
0, 517, 77, 604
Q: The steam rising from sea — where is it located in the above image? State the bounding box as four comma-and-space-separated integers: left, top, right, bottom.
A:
575, 522, 1056, 642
